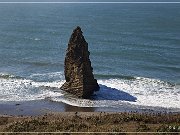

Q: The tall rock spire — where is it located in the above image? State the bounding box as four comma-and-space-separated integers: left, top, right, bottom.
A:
60, 26, 99, 98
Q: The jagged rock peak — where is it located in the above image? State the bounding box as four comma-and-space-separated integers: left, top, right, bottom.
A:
69, 26, 85, 44
60, 26, 100, 98
73, 26, 82, 34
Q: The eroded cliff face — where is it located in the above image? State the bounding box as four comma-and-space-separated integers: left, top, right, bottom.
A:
60, 26, 99, 98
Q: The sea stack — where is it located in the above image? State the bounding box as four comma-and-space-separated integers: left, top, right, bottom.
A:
60, 26, 99, 98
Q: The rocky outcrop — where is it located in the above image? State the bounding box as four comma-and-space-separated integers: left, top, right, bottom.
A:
60, 26, 99, 98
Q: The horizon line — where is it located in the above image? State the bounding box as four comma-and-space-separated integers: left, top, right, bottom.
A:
0, 2, 180, 4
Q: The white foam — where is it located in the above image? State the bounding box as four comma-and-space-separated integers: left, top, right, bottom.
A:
0, 77, 64, 102
0, 73, 17, 79
97, 77, 180, 109
29, 72, 64, 81
52, 97, 131, 108
32, 80, 65, 89
34, 38, 40, 41
0, 72, 179, 110
51, 77, 180, 109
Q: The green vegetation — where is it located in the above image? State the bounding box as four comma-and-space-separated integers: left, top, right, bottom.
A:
0, 112, 179, 134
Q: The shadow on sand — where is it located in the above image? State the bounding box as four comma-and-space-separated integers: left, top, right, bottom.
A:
91, 84, 137, 102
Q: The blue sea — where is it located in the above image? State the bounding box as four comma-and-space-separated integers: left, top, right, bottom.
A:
0, 3, 180, 111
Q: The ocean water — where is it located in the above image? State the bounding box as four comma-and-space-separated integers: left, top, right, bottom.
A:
0, 3, 180, 111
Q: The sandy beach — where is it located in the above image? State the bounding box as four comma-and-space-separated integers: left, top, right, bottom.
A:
1, 99, 179, 117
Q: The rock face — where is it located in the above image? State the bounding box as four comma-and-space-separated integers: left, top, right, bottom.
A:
60, 26, 99, 98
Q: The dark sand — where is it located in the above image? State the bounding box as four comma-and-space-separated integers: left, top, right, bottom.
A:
0, 100, 129, 116
0, 99, 179, 116
0, 100, 91, 116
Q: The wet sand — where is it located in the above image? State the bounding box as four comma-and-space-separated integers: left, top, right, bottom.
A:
0, 100, 132, 116
1, 99, 178, 116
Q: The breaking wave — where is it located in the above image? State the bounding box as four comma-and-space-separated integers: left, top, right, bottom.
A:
0, 73, 64, 102
0, 72, 180, 111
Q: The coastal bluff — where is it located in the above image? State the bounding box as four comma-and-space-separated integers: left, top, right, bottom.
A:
60, 26, 99, 98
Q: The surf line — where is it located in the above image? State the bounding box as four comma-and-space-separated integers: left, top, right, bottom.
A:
0, 2, 180, 4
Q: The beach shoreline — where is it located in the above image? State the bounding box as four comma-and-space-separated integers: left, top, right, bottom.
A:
0, 100, 180, 133
0, 99, 180, 117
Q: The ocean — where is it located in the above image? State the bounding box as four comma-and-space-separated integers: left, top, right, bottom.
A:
0, 3, 180, 111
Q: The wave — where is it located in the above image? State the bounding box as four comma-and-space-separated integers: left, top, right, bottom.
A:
34, 38, 40, 41
97, 77, 180, 109
28, 72, 65, 82
20, 61, 64, 67
157, 65, 180, 72
95, 74, 135, 80
0, 72, 179, 110
51, 77, 180, 110
0, 73, 23, 80
0, 73, 64, 102
25, 37, 41, 41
